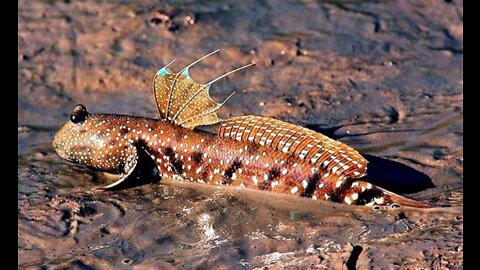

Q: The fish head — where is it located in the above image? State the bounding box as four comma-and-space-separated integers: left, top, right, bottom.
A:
52, 104, 129, 172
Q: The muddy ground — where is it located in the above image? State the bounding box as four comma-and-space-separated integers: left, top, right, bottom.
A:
18, 0, 463, 269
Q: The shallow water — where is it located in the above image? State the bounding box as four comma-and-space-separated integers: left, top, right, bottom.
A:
18, 0, 462, 268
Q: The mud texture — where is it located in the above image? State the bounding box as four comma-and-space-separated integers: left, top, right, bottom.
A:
19, 0, 462, 269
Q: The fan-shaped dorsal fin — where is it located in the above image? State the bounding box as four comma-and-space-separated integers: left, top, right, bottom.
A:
218, 115, 368, 178
152, 50, 255, 129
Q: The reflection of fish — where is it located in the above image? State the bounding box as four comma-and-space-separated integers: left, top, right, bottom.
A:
52, 50, 431, 208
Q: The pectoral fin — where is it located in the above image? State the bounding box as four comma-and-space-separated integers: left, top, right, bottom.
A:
94, 145, 139, 190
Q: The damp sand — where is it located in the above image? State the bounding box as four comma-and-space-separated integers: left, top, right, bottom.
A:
19, 0, 462, 268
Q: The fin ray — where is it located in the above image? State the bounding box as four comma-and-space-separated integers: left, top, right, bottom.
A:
219, 115, 368, 178
206, 62, 256, 86
179, 49, 220, 74
152, 52, 252, 129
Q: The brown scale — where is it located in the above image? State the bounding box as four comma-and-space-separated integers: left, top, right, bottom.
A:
52, 50, 431, 208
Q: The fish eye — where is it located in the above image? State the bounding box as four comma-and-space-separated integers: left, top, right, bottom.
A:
390, 203, 400, 209
70, 104, 88, 124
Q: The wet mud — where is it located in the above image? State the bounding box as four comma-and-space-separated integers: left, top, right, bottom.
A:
19, 0, 462, 268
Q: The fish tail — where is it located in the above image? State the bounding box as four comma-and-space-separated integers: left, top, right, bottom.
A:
376, 186, 433, 208
334, 180, 432, 208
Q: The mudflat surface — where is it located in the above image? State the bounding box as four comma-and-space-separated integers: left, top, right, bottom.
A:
19, 0, 463, 269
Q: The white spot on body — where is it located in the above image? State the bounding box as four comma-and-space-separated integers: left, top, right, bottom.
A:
344, 196, 352, 205
374, 197, 385, 204
302, 180, 308, 189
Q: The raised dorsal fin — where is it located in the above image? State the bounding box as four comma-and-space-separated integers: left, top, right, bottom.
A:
152, 50, 254, 129
218, 115, 368, 178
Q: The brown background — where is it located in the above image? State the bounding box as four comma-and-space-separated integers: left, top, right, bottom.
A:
19, 0, 462, 268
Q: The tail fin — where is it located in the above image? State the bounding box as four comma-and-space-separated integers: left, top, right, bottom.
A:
342, 180, 433, 208
377, 186, 433, 208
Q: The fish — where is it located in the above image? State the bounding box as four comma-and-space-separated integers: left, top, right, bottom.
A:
52, 50, 432, 208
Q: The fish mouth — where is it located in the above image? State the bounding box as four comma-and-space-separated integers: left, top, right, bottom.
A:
51, 143, 71, 161
52, 133, 73, 162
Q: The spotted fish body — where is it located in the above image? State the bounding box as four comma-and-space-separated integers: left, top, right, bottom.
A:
53, 51, 431, 208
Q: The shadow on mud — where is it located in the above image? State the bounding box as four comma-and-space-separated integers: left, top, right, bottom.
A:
361, 154, 435, 194
305, 124, 435, 195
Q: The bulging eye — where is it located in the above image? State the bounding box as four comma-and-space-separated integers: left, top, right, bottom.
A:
70, 104, 88, 124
